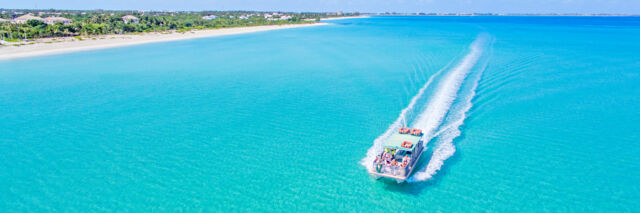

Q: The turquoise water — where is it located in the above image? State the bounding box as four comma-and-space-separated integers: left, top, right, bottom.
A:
1, 16, 639, 211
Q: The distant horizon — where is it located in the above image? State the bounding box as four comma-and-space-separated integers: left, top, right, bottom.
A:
2, 8, 639, 16
3, 0, 639, 15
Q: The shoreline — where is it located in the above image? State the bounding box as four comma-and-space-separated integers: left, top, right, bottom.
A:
320, 15, 370, 20
0, 23, 327, 61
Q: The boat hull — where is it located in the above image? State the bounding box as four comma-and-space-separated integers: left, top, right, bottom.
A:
369, 143, 423, 183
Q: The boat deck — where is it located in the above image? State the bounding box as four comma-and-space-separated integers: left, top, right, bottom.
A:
369, 144, 423, 182
368, 171, 408, 181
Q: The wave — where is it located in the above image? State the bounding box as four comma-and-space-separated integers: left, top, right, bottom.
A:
409, 34, 492, 182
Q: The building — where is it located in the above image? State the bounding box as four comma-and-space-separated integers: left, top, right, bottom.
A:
11, 14, 44, 24
278, 15, 292, 20
44, 17, 72, 25
121, 15, 139, 24
0, 18, 8, 23
201, 15, 217, 20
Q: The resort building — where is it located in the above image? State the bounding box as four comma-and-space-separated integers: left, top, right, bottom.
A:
38, 11, 62, 16
202, 15, 217, 20
11, 14, 44, 24
279, 15, 292, 20
122, 15, 140, 24
44, 17, 72, 25
0, 18, 8, 23
267, 15, 292, 21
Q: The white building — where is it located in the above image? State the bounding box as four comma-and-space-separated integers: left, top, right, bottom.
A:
44, 17, 72, 25
201, 15, 217, 20
122, 15, 139, 24
11, 14, 44, 24
279, 15, 292, 20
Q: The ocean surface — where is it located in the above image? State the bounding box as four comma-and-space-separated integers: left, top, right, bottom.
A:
1, 16, 639, 211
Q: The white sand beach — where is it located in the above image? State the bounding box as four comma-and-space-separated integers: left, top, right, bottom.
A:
0, 23, 328, 60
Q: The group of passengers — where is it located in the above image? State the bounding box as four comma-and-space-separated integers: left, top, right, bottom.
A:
374, 148, 412, 170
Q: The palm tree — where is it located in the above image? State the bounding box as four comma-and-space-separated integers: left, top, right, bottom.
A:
20, 26, 28, 39
0, 24, 8, 40
52, 25, 60, 37
7, 25, 15, 40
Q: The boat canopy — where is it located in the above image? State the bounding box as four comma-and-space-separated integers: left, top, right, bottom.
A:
383, 133, 421, 151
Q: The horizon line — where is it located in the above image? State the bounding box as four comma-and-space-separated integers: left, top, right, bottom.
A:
1, 8, 639, 16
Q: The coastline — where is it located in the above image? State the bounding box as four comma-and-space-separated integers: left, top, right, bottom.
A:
0, 23, 327, 60
320, 15, 370, 20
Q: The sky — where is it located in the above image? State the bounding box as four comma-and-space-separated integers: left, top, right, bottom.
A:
2, 0, 639, 14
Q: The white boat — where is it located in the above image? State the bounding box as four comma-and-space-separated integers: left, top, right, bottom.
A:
368, 127, 424, 183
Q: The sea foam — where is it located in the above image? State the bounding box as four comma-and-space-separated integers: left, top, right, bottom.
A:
362, 34, 490, 180
359, 52, 457, 171
409, 35, 491, 182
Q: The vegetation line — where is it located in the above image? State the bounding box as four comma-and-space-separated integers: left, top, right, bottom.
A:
0, 9, 357, 43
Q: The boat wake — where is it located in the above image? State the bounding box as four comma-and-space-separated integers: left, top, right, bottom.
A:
408, 35, 492, 182
359, 50, 459, 171
361, 34, 492, 182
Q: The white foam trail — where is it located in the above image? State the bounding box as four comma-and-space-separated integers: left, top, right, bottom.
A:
409, 35, 492, 182
412, 36, 487, 142
360, 55, 456, 171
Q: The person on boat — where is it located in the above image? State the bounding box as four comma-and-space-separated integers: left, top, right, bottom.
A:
375, 156, 384, 172
377, 163, 384, 172
391, 159, 397, 167
403, 155, 411, 165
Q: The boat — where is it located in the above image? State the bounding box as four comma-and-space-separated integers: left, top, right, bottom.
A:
368, 127, 424, 183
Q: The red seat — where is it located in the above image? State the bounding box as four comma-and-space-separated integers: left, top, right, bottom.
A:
398, 127, 410, 134
410, 128, 422, 136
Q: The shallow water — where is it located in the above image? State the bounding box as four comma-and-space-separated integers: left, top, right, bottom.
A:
1, 16, 639, 211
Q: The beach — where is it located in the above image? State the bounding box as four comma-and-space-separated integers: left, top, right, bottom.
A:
0, 23, 328, 60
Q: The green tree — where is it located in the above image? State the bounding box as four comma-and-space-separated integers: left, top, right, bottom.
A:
27, 19, 46, 27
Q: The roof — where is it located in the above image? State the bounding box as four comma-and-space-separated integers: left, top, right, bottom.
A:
0, 18, 7, 22
201, 15, 217, 20
383, 132, 421, 151
121, 15, 139, 20
44, 17, 71, 21
14, 14, 43, 21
